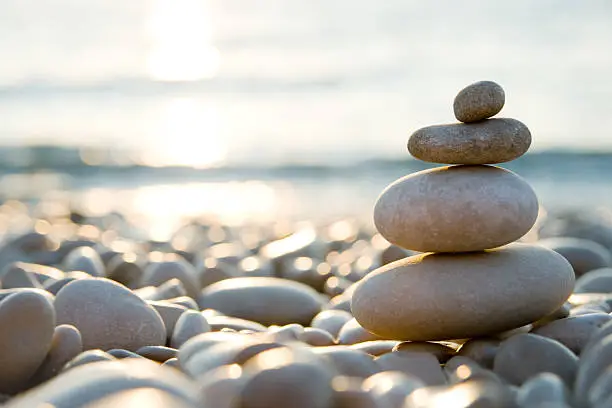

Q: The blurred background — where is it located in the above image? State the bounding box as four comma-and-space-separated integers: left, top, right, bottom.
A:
1, 0, 611, 238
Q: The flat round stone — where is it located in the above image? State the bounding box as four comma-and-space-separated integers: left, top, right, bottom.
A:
453, 80, 505, 123
374, 165, 538, 253
408, 118, 531, 164
351, 244, 574, 341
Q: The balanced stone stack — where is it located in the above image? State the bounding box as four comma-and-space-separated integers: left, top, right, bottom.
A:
352, 81, 576, 341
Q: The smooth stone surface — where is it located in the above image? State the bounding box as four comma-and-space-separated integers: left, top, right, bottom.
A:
299, 327, 335, 346
207, 315, 267, 332
453, 80, 505, 123
63, 246, 105, 277
516, 373, 569, 408
107, 349, 144, 359
408, 119, 530, 165
147, 300, 188, 342
588, 366, 612, 408
177, 331, 244, 363
574, 267, 612, 293
240, 347, 336, 408
393, 341, 457, 363
405, 379, 516, 408
352, 244, 574, 340
84, 388, 199, 408
349, 340, 401, 357
311, 309, 353, 339
28, 324, 83, 387
375, 351, 446, 386
362, 371, 425, 408
313, 347, 379, 378
574, 334, 612, 406
55, 278, 166, 351
136, 346, 177, 362
538, 237, 611, 276
331, 377, 381, 408
9, 359, 202, 407
338, 318, 386, 345
63, 350, 117, 371
532, 313, 611, 354
198, 277, 323, 326
373, 166, 538, 252
583, 319, 612, 354
106, 253, 143, 288
141, 258, 200, 299
493, 334, 578, 386
0, 262, 44, 289
171, 310, 210, 348
0, 290, 56, 394
457, 338, 500, 369
198, 364, 248, 408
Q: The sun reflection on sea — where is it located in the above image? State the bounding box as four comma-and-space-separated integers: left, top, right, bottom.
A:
146, 0, 219, 82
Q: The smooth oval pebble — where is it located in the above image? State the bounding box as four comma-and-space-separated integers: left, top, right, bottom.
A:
457, 338, 500, 369
331, 376, 381, 408
28, 324, 83, 387
352, 244, 574, 340
55, 278, 166, 351
207, 315, 267, 332
311, 309, 353, 339
313, 347, 379, 378
141, 258, 200, 299
574, 334, 612, 407
453, 80, 505, 123
393, 341, 456, 363
574, 267, 612, 293
349, 340, 400, 356
408, 118, 530, 165
84, 388, 199, 408
136, 346, 177, 362
373, 166, 538, 252
532, 313, 611, 354
240, 347, 336, 408
147, 300, 188, 342
538, 237, 611, 277
63, 350, 117, 371
338, 318, 386, 345
362, 371, 425, 408
9, 359, 202, 407
171, 310, 210, 349
63, 246, 105, 277
198, 277, 323, 326
493, 333, 578, 386
405, 379, 516, 408
198, 364, 248, 408
0, 290, 56, 394
588, 365, 612, 408
299, 327, 336, 346
516, 372, 568, 408
375, 351, 446, 386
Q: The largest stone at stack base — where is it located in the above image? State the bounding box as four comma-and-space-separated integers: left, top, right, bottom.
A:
351, 244, 575, 341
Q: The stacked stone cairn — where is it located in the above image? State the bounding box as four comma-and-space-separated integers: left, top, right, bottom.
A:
352, 81, 576, 341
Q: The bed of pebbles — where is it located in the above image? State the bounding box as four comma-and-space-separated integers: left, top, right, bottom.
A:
0, 82, 612, 407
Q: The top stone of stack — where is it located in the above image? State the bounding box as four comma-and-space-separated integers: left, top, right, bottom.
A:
408, 81, 531, 165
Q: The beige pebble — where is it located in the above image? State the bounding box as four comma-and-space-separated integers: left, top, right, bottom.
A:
63, 246, 105, 277
456, 338, 500, 369
198, 277, 323, 326
453, 80, 505, 123
568, 292, 612, 308
352, 244, 574, 341
532, 313, 611, 354
408, 118, 530, 165
63, 350, 116, 371
147, 300, 188, 343
574, 334, 612, 407
198, 364, 248, 408
374, 166, 538, 252
10, 359, 201, 407
349, 340, 401, 356
55, 278, 166, 351
240, 347, 336, 408
375, 351, 446, 386
538, 237, 611, 277
140, 257, 200, 299
493, 333, 578, 386
446, 361, 502, 385
28, 324, 83, 387
311, 309, 353, 339
516, 372, 569, 408
443, 355, 481, 376
299, 327, 336, 346
0, 290, 56, 394
331, 376, 381, 408
405, 379, 516, 408
208, 315, 267, 332
313, 346, 379, 378
171, 310, 210, 349
265, 323, 304, 343
136, 345, 177, 362
393, 341, 456, 363
338, 318, 386, 345
574, 267, 612, 293
363, 371, 425, 408
84, 388, 199, 408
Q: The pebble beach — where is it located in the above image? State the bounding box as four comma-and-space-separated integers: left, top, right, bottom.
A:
0, 81, 611, 407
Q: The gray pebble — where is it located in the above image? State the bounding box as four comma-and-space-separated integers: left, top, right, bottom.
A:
453, 80, 505, 123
